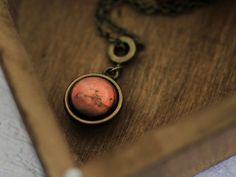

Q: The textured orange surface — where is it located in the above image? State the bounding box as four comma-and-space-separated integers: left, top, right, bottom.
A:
70, 76, 118, 118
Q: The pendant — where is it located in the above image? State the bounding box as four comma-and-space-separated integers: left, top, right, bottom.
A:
64, 36, 136, 124
64, 73, 123, 124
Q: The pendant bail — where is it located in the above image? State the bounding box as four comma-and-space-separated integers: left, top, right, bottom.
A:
104, 64, 122, 80
108, 36, 136, 64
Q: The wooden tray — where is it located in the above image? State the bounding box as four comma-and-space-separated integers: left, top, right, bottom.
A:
1, 0, 236, 177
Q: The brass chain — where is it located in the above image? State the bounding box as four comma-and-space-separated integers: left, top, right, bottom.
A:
96, 0, 214, 47
96, 0, 215, 79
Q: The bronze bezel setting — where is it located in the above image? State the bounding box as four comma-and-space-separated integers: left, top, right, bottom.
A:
64, 73, 123, 124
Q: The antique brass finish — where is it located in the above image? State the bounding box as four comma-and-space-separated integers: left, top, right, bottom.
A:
64, 73, 123, 124
108, 36, 136, 64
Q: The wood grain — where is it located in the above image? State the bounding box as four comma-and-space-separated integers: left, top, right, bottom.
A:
0, 1, 75, 177
15, 0, 236, 165
81, 95, 236, 177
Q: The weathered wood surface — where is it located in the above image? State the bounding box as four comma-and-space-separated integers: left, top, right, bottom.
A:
1, 0, 236, 176
0, 1, 75, 177
15, 0, 236, 164
81, 94, 236, 177
0, 63, 236, 177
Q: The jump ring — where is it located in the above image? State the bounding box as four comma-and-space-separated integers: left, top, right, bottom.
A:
104, 66, 122, 80
108, 36, 136, 64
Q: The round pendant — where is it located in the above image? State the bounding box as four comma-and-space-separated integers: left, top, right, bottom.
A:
64, 73, 123, 124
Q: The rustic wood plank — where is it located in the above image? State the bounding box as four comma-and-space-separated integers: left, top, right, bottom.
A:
15, 0, 236, 165
81, 95, 236, 177
0, 1, 75, 177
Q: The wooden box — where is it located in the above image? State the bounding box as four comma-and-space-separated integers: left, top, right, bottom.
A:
0, 0, 236, 177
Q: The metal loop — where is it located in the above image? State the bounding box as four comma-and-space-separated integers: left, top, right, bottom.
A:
108, 36, 136, 64
104, 65, 122, 80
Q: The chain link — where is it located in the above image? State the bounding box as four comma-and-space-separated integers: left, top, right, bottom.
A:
95, 0, 215, 50
103, 64, 123, 80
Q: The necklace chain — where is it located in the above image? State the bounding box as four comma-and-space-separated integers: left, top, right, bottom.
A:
95, 0, 215, 79
95, 0, 214, 48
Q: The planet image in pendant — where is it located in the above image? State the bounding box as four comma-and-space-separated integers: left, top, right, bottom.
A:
65, 74, 123, 124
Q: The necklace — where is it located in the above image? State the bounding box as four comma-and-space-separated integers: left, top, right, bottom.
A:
64, 0, 214, 125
